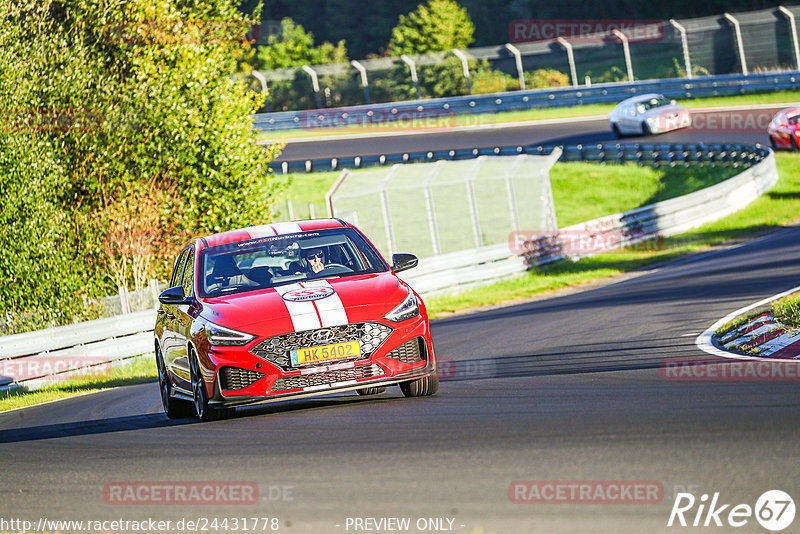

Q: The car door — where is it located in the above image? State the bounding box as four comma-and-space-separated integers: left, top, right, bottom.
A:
619, 104, 639, 134
158, 248, 187, 374
170, 246, 196, 391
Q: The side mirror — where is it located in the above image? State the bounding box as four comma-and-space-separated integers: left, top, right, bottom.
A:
391, 253, 418, 273
159, 286, 192, 305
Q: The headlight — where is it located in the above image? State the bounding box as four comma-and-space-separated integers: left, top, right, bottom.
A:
204, 322, 256, 346
384, 290, 419, 322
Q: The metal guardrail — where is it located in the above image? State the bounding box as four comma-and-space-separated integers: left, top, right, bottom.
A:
275, 140, 767, 175
0, 310, 155, 389
256, 71, 800, 134
0, 143, 777, 388
401, 143, 776, 296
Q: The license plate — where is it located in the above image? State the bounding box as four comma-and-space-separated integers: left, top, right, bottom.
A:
290, 341, 361, 366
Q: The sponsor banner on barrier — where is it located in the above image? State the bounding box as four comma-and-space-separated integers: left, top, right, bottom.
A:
509, 19, 664, 43
509, 480, 664, 504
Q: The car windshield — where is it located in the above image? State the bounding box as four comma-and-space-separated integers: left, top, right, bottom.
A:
199, 228, 387, 297
636, 96, 670, 113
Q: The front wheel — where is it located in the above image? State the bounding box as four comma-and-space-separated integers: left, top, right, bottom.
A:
156, 345, 194, 419
399, 372, 439, 397
190, 351, 234, 422
641, 121, 652, 136
612, 123, 622, 138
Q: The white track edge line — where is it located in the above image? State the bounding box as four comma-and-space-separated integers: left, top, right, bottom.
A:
695, 284, 800, 361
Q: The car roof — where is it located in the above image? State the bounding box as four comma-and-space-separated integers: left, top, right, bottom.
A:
199, 219, 351, 249
617, 93, 665, 105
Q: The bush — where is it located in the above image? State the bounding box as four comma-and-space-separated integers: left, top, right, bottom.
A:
0, 0, 283, 333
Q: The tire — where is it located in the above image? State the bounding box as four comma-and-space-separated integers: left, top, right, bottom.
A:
189, 351, 234, 422
399, 372, 439, 397
612, 123, 622, 138
641, 121, 652, 136
155, 345, 194, 419
770, 136, 777, 151
356, 386, 387, 396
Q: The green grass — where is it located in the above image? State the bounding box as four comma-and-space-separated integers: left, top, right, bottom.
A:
259, 90, 800, 141
271, 161, 738, 226
0, 355, 158, 413
426, 153, 800, 316
773, 293, 800, 327
714, 309, 769, 338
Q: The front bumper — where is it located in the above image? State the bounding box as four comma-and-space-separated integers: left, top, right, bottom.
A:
201, 315, 435, 406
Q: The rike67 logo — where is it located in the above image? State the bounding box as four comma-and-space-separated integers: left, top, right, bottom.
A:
668, 490, 795, 531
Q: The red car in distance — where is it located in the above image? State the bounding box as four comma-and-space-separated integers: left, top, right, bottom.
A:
154, 219, 438, 421
767, 107, 800, 150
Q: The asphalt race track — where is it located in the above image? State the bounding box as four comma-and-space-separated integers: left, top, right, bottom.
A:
2, 111, 799, 533
274, 106, 781, 163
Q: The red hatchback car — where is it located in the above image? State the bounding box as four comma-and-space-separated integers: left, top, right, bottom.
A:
154, 219, 438, 421
767, 107, 800, 150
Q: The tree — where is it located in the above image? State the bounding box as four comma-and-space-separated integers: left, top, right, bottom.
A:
387, 0, 474, 55
257, 18, 348, 70
0, 0, 283, 332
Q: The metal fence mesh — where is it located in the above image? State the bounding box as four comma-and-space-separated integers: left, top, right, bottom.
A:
327, 155, 558, 259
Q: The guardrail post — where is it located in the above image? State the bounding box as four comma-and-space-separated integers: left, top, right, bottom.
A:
400, 54, 421, 100
325, 169, 350, 218
287, 199, 295, 220
451, 49, 472, 95
556, 38, 578, 88
724, 13, 749, 75
149, 279, 160, 308
464, 157, 485, 248
504, 43, 526, 90
380, 166, 400, 257
669, 19, 693, 78
251, 71, 271, 112
301, 65, 323, 108
505, 156, 525, 231
611, 29, 634, 82
119, 286, 130, 315
351, 60, 370, 105
423, 161, 444, 255
779, 6, 800, 71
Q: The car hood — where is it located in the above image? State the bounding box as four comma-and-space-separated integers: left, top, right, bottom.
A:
199, 272, 410, 335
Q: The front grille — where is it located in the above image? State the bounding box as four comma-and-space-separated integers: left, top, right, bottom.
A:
271, 364, 384, 392
385, 337, 425, 364
219, 367, 265, 391
251, 323, 393, 371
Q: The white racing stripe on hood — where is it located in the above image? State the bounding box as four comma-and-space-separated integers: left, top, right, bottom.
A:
273, 221, 303, 235
275, 283, 322, 332
302, 280, 348, 327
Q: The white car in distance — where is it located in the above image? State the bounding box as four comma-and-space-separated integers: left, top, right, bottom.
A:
608, 94, 691, 137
